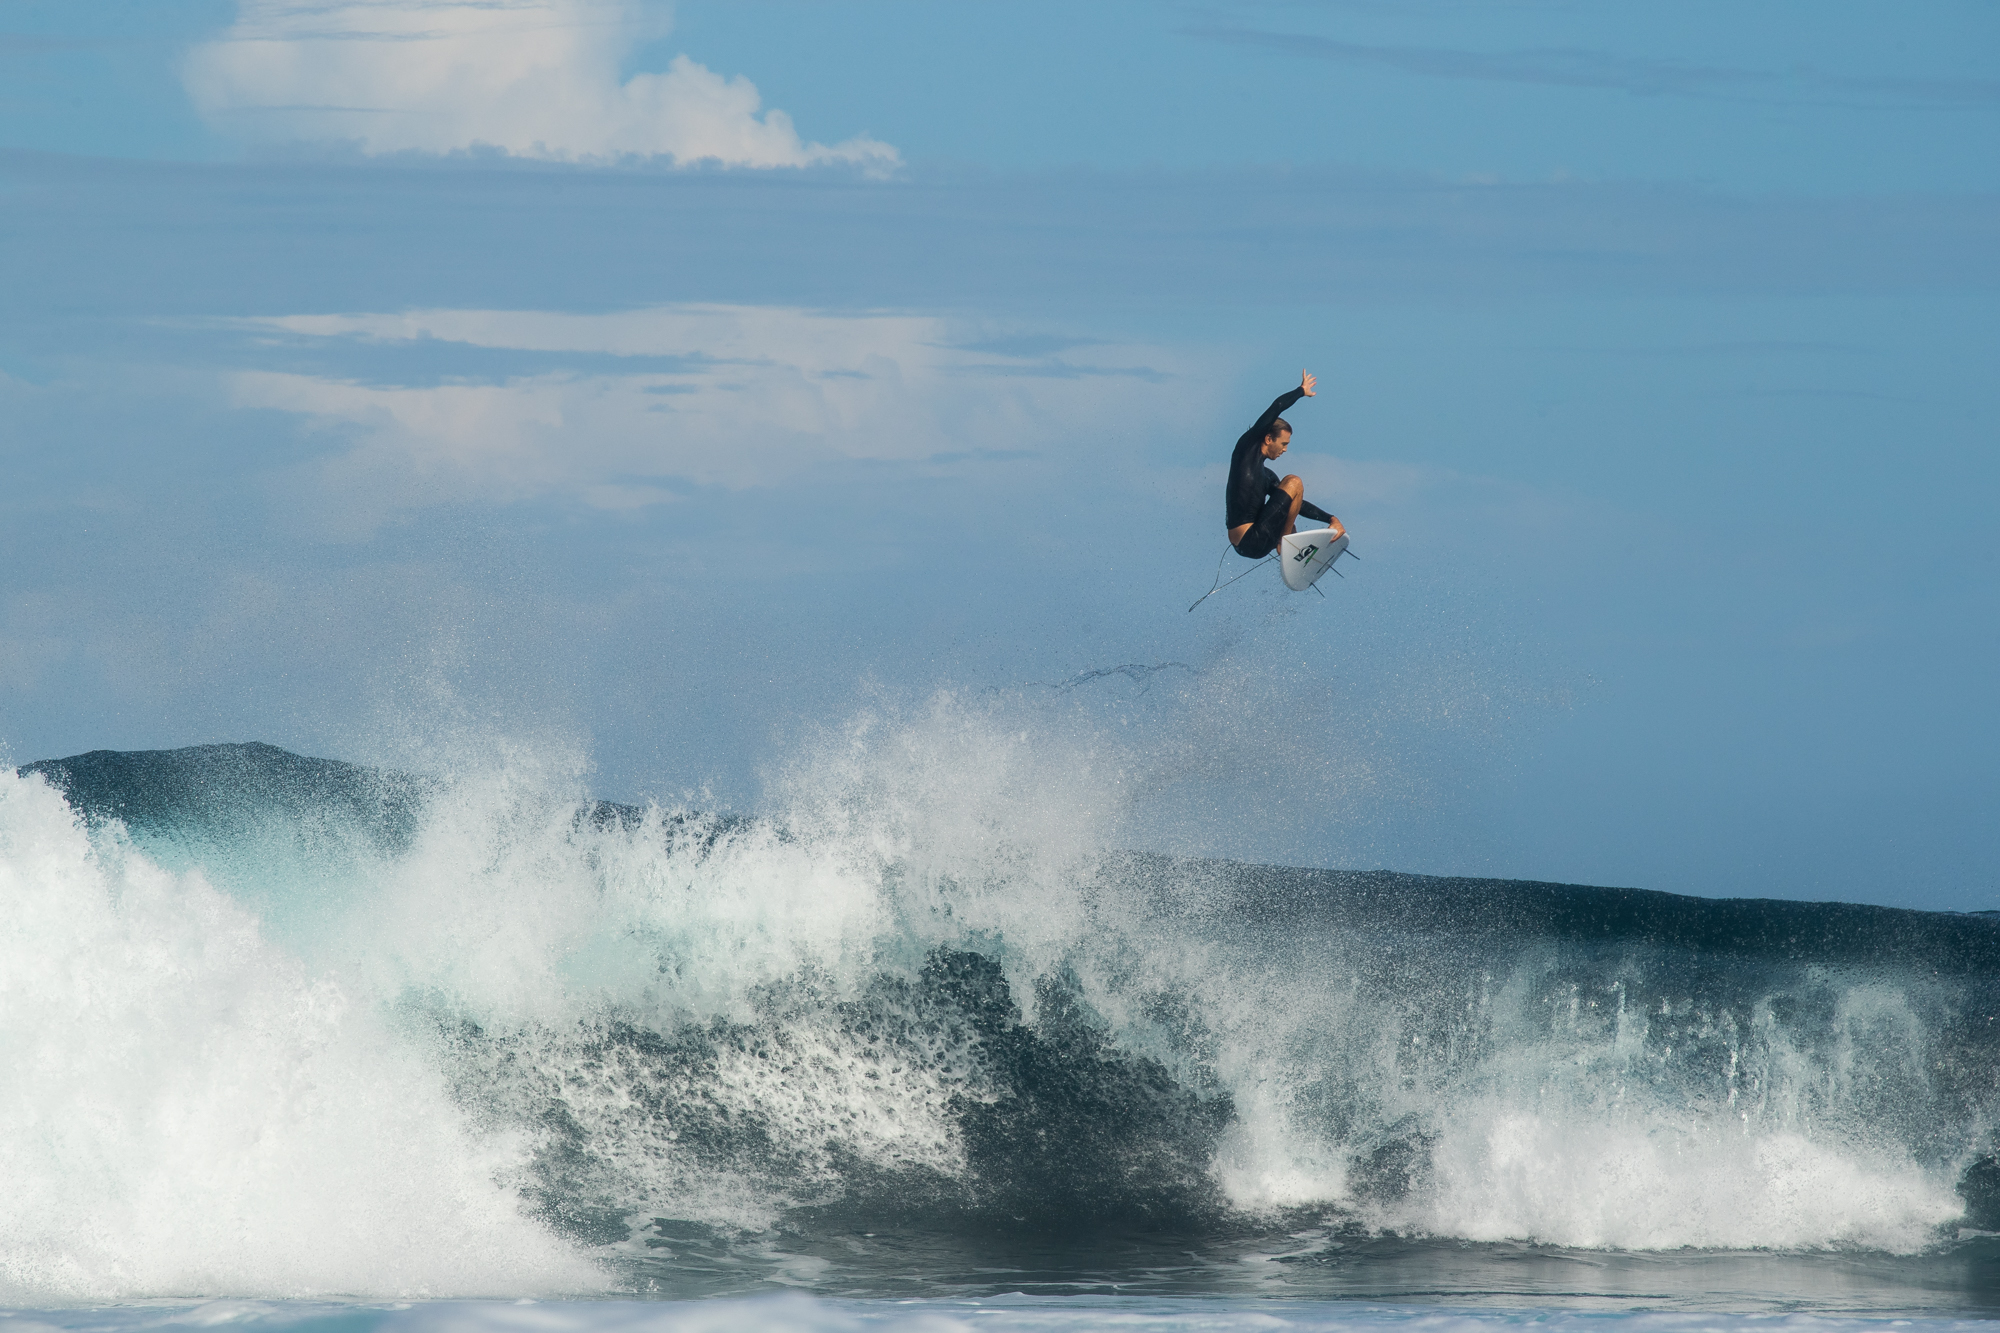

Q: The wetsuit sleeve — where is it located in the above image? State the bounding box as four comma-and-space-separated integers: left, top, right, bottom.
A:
1250, 387, 1306, 442
1298, 499, 1333, 523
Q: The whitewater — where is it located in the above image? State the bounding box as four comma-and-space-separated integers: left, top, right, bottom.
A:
2, 695, 1997, 1328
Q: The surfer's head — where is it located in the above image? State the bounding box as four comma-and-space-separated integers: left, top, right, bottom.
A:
1261, 419, 1292, 459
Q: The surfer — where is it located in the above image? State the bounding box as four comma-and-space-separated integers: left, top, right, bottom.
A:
1227, 370, 1344, 559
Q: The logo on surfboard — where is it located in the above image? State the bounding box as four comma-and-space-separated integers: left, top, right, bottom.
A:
1292, 544, 1319, 563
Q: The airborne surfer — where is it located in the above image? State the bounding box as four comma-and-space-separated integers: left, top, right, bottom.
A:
1226, 370, 1344, 559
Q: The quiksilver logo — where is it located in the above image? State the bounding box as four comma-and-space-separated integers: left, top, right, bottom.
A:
1293, 544, 1318, 563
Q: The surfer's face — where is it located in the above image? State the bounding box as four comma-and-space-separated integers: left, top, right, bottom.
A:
1261, 430, 1291, 460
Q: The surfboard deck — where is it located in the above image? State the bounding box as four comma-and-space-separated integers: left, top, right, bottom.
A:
1280, 529, 1348, 591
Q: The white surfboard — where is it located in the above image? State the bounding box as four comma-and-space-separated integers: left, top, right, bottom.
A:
1280, 529, 1349, 591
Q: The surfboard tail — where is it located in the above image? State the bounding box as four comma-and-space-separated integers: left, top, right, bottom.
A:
1279, 531, 1349, 592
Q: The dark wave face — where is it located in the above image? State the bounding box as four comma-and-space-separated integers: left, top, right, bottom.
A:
7, 733, 2000, 1310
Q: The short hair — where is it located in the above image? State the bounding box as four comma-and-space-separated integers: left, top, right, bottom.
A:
1265, 417, 1292, 441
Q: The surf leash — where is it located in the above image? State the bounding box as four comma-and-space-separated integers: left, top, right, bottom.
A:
1187, 547, 1276, 613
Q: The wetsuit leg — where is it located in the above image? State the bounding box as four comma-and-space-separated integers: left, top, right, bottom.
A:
1232, 489, 1294, 559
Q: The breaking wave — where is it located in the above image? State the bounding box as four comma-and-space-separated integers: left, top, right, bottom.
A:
4, 698, 1997, 1301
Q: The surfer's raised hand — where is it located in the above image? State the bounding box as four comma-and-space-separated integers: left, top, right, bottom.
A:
1300, 370, 1317, 397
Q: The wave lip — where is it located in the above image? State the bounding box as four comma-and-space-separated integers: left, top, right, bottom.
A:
21, 742, 435, 851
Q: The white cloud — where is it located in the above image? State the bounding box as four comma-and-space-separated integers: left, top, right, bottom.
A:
220, 305, 1190, 531
184, 0, 900, 172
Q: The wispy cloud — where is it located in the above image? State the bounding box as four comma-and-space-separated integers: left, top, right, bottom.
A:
8, 152, 1993, 331
215, 306, 1187, 532
942, 333, 1167, 381
952, 362, 1171, 382
184, 0, 901, 171
951, 335, 1107, 359
1190, 26, 2000, 108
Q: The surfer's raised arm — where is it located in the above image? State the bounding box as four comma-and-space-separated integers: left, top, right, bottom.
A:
1246, 371, 1315, 443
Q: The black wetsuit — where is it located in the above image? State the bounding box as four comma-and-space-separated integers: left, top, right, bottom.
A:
1227, 387, 1332, 559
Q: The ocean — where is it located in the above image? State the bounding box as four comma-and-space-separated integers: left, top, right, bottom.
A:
4, 719, 1996, 1331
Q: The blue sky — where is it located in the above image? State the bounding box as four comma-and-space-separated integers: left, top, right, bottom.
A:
2, 0, 1995, 908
